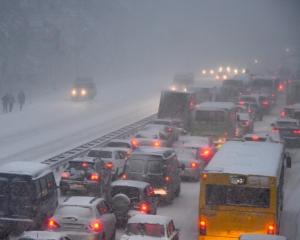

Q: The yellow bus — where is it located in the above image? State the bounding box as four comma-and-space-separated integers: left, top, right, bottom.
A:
199, 141, 291, 240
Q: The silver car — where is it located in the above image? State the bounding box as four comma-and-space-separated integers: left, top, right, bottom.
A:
18, 231, 71, 240
46, 196, 116, 240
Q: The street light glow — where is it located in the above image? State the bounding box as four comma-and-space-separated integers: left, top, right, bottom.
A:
210, 70, 214, 74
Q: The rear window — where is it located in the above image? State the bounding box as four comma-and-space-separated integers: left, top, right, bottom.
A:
277, 121, 298, 127
107, 142, 131, 149
195, 110, 226, 123
88, 150, 112, 158
148, 161, 163, 174
67, 162, 95, 171
12, 181, 31, 198
126, 223, 165, 237
129, 160, 144, 173
205, 184, 270, 208
110, 186, 140, 199
239, 97, 256, 103
56, 206, 93, 218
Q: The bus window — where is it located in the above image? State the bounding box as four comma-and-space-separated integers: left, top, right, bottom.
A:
195, 111, 225, 123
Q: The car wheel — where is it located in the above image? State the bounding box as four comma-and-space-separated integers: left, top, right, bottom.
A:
174, 184, 181, 197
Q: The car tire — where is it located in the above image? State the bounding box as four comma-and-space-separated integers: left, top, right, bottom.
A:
111, 194, 130, 215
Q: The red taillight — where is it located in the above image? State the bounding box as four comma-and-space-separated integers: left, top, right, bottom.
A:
61, 172, 69, 179
278, 84, 284, 91
47, 219, 60, 229
190, 162, 198, 168
252, 136, 259, 141
167, 127, 173, 132
131, 139, 138, 148
281, 111, 285, 117
271, 94, 275, 97
239, 101, 244, 105
244, 121, 249, 125
165, 176, 170, 181
82, 162, 88, 167
272, 129, 279, 133
239, 92, 242, 95
294, 130, 300, 134
126, 151, 131, 156
92, 221, 102, 232
122, 174, 127, 180
140, 203, 149, 213
189, 101, 194, 109
199, 219, 206, 235
90, 173, 99, 181
201, 149, 211, 155
263, 101, 268, 105
267, 224, 275, 235
153, 141, 161, 147
288, 80, 291, 83
248, 109, 252, 113
106, 162, 113, 169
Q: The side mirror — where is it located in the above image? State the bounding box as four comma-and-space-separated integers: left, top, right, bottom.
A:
270, 123, 275, 127
181, 164, 185, 170
286, 157, 292, 168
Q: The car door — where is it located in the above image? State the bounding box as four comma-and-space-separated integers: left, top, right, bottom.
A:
96, 200, 116, 239
168, 220, 180, 240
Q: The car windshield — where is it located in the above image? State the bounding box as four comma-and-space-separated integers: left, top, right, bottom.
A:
67, 161, 95, 171
88, 150, 112, 158
126, 223, 165, 237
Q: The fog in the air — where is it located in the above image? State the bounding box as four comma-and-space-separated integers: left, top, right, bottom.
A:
0, 0, 299, 92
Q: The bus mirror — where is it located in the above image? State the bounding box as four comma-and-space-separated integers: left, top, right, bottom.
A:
286, 157, 291, 168
236, 115, 240, 121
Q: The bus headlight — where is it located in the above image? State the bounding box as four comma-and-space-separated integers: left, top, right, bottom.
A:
81, 90, 87, 96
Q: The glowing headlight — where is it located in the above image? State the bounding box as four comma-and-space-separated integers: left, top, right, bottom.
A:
183, 88, 187, 92
71, 90, 77, 95
171, 86, 177, 91
81, 90, 86, 95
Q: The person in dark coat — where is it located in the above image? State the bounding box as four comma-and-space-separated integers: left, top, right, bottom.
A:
2, 93, 9, 113
8, 94, 15, 112
18, 90, 26, 111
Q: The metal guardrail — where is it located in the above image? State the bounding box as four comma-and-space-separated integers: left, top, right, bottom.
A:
42, 113, 158, 171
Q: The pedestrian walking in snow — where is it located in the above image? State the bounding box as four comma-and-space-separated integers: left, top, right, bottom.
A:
18, 90, 26, 111
2, 94, 9, 114
8, 94, 15, 112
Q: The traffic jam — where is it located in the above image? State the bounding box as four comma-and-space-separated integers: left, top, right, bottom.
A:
1, 71, 300, 240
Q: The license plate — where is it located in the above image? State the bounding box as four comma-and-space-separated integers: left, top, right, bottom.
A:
70, 183, 85, 190
281, 130, 291, 135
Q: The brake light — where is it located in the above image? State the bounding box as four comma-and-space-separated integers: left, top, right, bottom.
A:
190, 162, 198, 168
272, 129, 279, 133
245, 121, 249, 125
288, 80, 291, 83
153, 141, 161, 147
252, 136, 259, 141
131, 139, 138, 148
248, 109, 252, 113
47, 219, 60, 229
263, 101, 268, 105
106, 162, 113, 169
239, 92, 242, 95
126, 151, 131, 156
239, 101, 244, 105
61, 172, 69, 179
224, 131, 228, 136
189, 101, 194, 109
271, 94, 275, 97
92, 221, 102, 232
122, 174, 127, 180
167, 127, 173, 132
201, 149, 211, 156
140, 203, 149, 213
90, 173, 99, 181
267, 224, 275, 235
82, 162, 88, 167
165, 176, 170, 181
199, 219, 206, 235
278, 84, 284, 91
281, 111, 285, 117
294, 130, 300, 134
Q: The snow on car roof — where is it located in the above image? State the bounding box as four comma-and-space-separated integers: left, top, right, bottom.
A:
292, 103, 300, 109
239, 95, 260, 100
103, 146, 132, 152
18, 231, 69, 240
128, 214, 172, 225
110, 180, 150, 188
71, 156, 97, 163
61, 196, 102, 206
0, 161, 52, 179
196, 102, 235, 110
204, 141, 284, 178
176, 151, 196, 162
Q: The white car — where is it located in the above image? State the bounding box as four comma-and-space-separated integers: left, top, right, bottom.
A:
121, 214, 180, 240
132, 130, 171, 148
87, 147, 127, 179
46, 196, 116, 240
18, 231, 71, 240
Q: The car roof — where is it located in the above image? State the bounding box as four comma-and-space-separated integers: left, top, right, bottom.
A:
18, 231, 69, 239
60, 196, 102, 206
128, 214, 172, 225
175, 151, 196, 162
276, 117, 299, 123
0, 161, 52, 179
89, 147, 120, 152
70, 156, 97, 163
239, 95, 259, 100
108, 139, 132, 144
110, 180, 150, 188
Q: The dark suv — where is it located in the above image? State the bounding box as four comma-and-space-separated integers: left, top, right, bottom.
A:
106, 180, 159, 226
122, 147, 184, 204
59, 157, 112, 196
